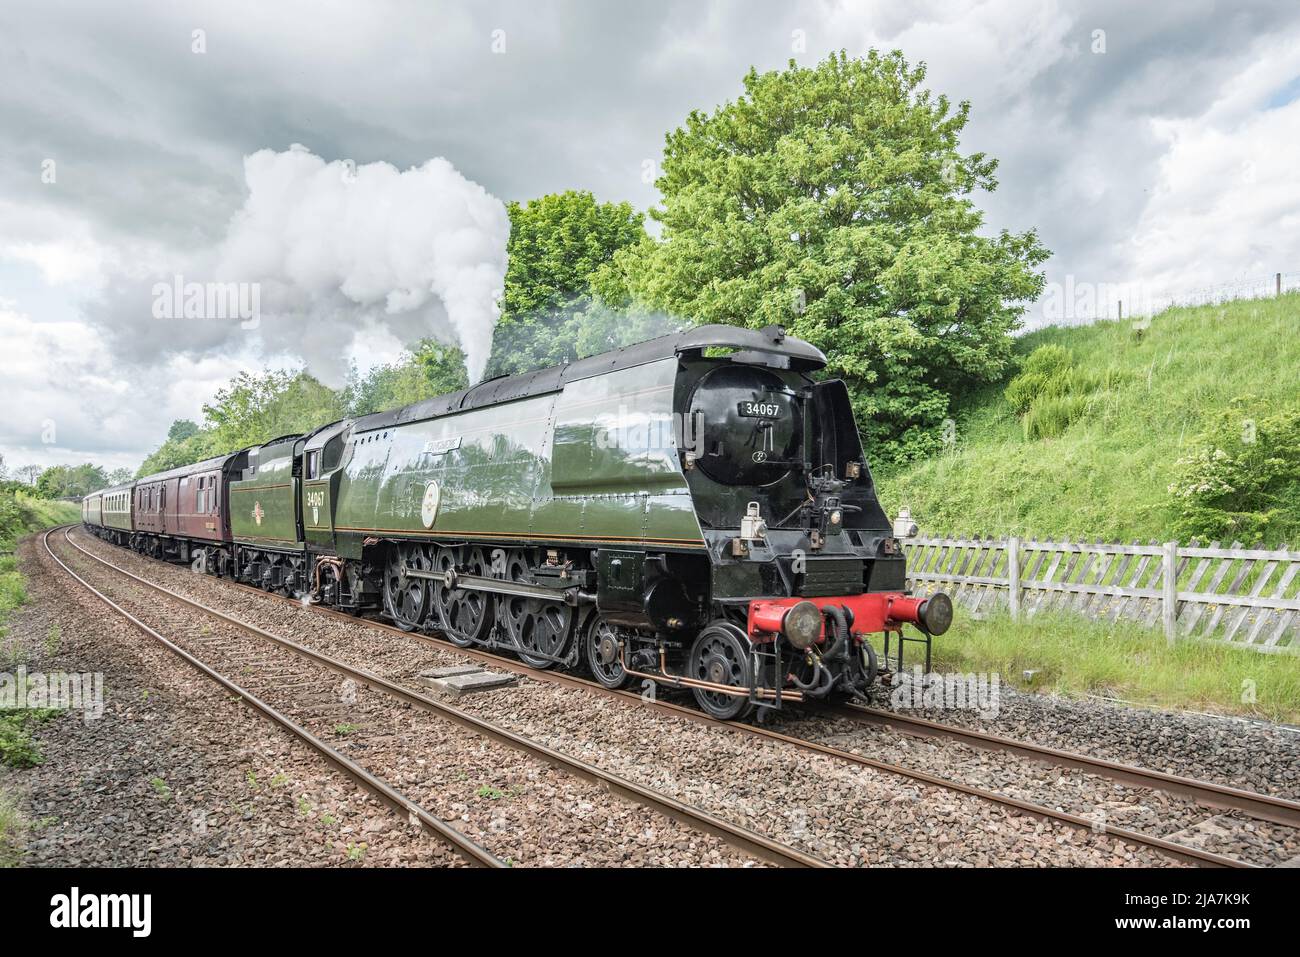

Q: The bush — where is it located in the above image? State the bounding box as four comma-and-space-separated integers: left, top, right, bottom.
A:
1004, 345, 1124, 437
1022, 394, 1091, 440
1004, 345, 1072, 414
0, 493, 33, 550
1167, 399, 1300, 545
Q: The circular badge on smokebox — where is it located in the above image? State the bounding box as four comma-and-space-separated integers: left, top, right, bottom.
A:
420, 481, 442, 528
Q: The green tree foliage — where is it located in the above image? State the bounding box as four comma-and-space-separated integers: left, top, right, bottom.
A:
486, 191, 648, 376
166, 419, 200, 444
136, 425, 217, 478
33, 463, 108, 499
202, 370, 343, 453
1168, 398, 1300, 545
136, 371, 343, 477
343, 340, 468, 416
618, 50, 1048, 464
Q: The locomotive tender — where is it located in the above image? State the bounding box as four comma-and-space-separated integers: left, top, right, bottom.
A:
83, 324, 951, 719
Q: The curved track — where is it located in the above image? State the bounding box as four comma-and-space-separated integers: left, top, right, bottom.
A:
48, 527, 825, 869
43, 526, 503, 867
63, 525, 1290, 867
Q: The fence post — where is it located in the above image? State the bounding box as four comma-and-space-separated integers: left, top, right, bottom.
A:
1007, 536, 1021, 621
1162, 541, 1178, 646
1278, 272, 1283, 297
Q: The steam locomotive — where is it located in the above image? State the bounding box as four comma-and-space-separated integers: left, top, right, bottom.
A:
83, 324, 950, 719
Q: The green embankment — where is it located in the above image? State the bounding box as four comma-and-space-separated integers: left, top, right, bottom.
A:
1, 491, 79, 864
876, 293, 1300, 544
875, 295, 1300, 721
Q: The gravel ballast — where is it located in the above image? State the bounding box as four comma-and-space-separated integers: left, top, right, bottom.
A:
42, 532, 761, 868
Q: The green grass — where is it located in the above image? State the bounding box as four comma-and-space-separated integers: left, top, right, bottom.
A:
0, 709, 58, 768
914, 611, 1300, 723
0, 790, 25, 867
0, 491, 78, 865
877, 293, 1300, 544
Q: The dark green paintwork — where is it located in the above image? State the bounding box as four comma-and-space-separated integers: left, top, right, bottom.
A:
329, 357, 703, 553
229, 440, 303, 551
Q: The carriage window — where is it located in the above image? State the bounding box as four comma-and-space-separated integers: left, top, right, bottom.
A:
306, 450, 320, 479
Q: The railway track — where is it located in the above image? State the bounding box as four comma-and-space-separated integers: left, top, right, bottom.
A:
835, 704, 1300, 831
46, 526, 824, 868
63, 525, 1295, 867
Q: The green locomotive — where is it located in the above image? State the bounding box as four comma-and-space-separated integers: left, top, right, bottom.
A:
88, 324, 951, 718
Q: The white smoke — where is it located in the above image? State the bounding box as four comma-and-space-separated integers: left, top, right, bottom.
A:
215, 144, 509, 382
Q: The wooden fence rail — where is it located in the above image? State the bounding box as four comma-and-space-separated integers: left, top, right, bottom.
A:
903, 536, 1300, 654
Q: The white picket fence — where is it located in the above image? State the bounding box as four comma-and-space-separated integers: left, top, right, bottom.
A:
904, 537, 1300, 654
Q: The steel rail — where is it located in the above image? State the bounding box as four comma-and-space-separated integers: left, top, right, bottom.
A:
68, 526, 1262, 868
834, 703, 1300, 831
58, 527, 824, 869
41, 527, 504, 868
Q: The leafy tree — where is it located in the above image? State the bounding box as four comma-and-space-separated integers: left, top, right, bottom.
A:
136, 430, 216, 477
34, 463, 108, 499
203, 369, 343, 453
619, 50, 1049, 464
14, 465, 42, 486
343, 341, 469, 416
486, 191, 648, 376
167, 419, 200, 444
108, 467, 134, 485
137, 372, 342, 477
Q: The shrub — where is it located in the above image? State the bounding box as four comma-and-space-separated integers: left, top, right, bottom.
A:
1022, 394, 1091, 440
1004, 345, 1073, 414
1004, 344, 1122, 438
1167, 399, 1300, 545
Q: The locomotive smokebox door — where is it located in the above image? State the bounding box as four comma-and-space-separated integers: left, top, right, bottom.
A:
596, 549, 646, 627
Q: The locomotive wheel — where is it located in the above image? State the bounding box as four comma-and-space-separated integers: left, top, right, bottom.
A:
384, 545, 430, 631
585, 614, 630, 689
688, 623, 756, 720
432, 545, 494, 646
498, 550, 574, 669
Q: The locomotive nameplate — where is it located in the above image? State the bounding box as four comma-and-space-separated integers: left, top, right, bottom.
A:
422, 436, 462, 455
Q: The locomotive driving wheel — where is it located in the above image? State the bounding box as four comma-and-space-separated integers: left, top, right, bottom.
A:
498, 549, 573, 669
384, 544, 431, 631
585, 614, 630, 689
431, 545, 494, 646
688, 622, 756, 720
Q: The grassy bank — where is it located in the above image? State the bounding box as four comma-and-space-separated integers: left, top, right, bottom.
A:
1, 491, 78, 654
876, 293, 1300, 543
0, 490, 79, 865
914, 610, 1300, 724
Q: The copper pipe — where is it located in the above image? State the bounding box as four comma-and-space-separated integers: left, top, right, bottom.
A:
617, 646, 804, 703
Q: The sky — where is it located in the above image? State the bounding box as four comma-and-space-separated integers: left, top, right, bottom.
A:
2, 0, 1299, 475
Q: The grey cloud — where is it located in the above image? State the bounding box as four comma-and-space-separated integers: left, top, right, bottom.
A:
2, 0, 1299, 469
